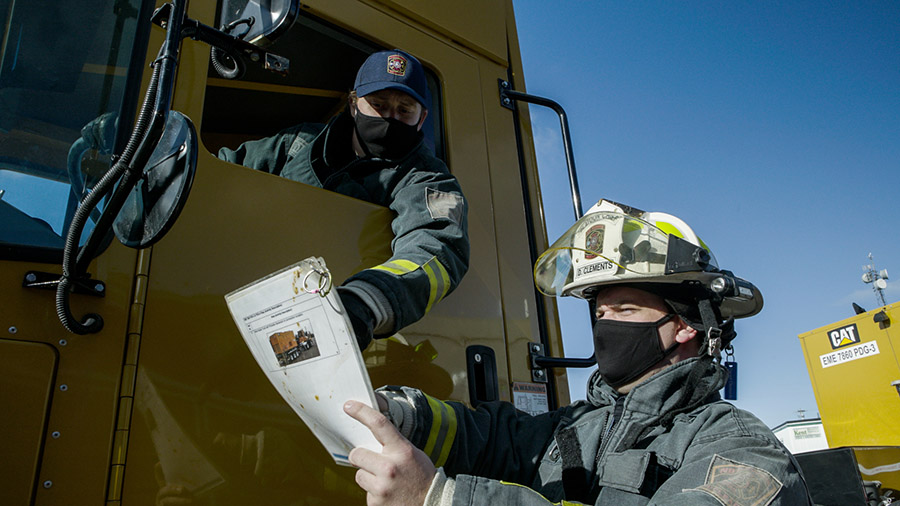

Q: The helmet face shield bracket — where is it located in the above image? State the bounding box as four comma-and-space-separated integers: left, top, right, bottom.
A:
663, 235, 714, 275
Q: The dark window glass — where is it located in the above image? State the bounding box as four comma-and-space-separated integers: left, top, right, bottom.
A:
0, 0, 148, 255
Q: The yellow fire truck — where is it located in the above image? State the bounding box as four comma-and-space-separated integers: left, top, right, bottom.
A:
0, 0, 580, 503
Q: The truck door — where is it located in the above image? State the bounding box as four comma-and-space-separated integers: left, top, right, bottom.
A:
0, 1, 155, 504
118, 2, 523, 504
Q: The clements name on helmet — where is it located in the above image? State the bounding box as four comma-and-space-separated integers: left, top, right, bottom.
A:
576, 260, 615, 277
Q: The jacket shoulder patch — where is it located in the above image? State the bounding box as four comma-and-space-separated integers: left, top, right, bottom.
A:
690, 454, 783, 506
425, 187, 464, 224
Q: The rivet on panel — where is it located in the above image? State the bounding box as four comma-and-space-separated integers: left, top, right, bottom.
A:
43, 480, 52, 489
51, 431, 61, 439
60, 384, 68, 392
59, 339, 68, 346
8, 326, 17, 334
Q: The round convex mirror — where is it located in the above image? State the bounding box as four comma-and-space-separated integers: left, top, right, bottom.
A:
113, 111, 198, 248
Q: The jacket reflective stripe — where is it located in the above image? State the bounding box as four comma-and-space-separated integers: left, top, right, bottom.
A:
371, 257, 451, 314
423, 257, 450, 313
498, 481, 580, 505
423, 395, 457, 467
371, 259, 419, 276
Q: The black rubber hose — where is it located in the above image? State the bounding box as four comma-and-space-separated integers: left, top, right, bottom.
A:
55, 62, 162, 334
210, 46, 243, 79
209, 17, 252, 80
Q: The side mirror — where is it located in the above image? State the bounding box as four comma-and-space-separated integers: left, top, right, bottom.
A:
113, 111, 198, 248
219, 0, 299, 46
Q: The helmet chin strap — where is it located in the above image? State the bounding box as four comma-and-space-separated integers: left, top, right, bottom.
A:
658, 299, 731, 429
698, 298, 722, 358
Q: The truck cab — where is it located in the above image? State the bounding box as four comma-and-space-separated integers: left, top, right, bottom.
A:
0, 0, 570, 503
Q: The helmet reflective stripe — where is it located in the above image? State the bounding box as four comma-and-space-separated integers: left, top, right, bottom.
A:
653, 220, 684, 239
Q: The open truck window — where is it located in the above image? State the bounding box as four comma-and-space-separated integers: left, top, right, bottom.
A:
0, 0, 150, 259
201, 10, 446, 165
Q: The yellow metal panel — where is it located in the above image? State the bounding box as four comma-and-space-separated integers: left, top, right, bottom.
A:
0, 339, 57, 506
1, 240, 136, 505
854, 446, 900, 493
798, 302, 900, 447
369, 0, 508, 65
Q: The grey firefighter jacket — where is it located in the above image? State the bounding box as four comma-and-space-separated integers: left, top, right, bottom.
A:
380, 357, 813, 505
218, 112, 469, 345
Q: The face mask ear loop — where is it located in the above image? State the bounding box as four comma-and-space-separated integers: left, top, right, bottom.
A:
698, 298, 722, 359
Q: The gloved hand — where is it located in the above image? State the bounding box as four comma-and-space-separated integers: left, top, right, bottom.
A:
338, 288, 375, 350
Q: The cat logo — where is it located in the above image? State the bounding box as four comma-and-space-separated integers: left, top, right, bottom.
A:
828, 323, 860, 349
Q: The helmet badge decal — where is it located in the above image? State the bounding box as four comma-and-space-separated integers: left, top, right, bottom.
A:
387, 55, 408, 76
584, 224, 605, 259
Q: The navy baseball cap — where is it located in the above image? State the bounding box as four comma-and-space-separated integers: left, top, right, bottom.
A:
353, 49, 429, 108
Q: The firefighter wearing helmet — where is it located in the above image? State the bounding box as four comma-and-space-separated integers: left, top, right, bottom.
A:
533, 198, 763, 391
344, 199, 814, 505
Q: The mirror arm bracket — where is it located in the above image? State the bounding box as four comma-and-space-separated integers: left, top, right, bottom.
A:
151, 4, 289, 76
24, 271, 106, 298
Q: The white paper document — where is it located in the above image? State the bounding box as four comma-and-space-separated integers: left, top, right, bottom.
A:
224, 257, 382, 466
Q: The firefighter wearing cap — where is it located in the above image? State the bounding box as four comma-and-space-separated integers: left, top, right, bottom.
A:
219, 49, 468, 350
344, 199, 813, 505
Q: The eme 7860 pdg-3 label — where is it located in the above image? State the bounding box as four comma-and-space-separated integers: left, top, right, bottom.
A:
819, 341, 880, 369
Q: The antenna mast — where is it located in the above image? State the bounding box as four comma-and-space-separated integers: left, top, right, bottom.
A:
862, 253, 889, 308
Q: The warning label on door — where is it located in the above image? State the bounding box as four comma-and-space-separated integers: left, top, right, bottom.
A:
819, 341, 880, 369
512, 382, 549, 416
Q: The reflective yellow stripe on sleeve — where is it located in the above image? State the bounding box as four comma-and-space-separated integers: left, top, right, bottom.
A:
423, 394, 457, 468
422, 257, 450, 313
371, 259, 419, 276
498, 481, 581, 505
370, 256, 451, 314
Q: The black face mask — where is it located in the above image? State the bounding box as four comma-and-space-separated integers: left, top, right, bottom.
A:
593, 313, 679, 388
353, 110, 420, 160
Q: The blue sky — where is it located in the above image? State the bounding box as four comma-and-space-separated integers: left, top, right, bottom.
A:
512, 0, 900, 428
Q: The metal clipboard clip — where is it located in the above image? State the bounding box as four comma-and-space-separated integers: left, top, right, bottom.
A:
299, 257, 333, 297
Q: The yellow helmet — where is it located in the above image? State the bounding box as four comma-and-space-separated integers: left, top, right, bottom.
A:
533, 199, 762, 320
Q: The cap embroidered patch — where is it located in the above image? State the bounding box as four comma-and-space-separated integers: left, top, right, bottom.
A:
387, 54, 407, 76
690, 455, 783, 506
